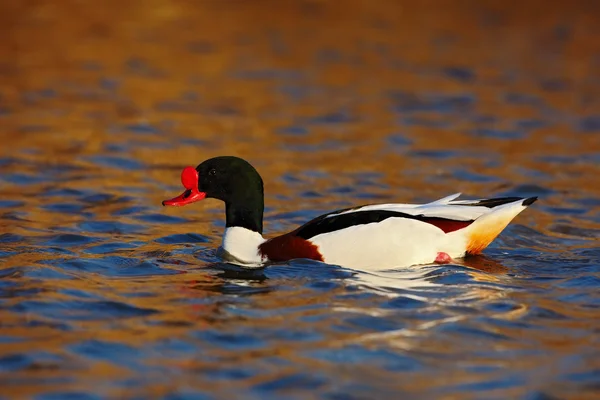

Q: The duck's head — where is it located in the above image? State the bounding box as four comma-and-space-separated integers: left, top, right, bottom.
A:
162, 156, 264, 209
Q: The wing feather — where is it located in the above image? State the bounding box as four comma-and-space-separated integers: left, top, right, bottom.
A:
322, 195, 528, 223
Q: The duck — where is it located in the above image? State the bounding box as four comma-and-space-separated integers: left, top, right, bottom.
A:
162, 156, 537, 270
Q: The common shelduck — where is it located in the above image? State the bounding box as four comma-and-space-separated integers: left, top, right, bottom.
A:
162, 156, 537, 270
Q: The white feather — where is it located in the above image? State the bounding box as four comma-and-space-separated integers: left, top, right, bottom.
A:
220, 227, 265, 265
310, 217, 468, 270
327, 193, 489, 221
309, 196, 532, 270
430, 192, 463, 204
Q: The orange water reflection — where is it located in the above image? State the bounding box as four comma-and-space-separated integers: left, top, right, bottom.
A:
1, 1, 599, 398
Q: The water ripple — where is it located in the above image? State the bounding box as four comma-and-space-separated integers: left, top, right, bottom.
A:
0, 2, 598, 399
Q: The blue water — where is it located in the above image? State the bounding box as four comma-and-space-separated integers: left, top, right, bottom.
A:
1, 1, 600, 399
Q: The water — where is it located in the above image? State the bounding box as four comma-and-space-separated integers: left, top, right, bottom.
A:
1, 1, 599, 398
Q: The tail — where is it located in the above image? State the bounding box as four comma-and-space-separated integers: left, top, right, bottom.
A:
464, 197, 537, 255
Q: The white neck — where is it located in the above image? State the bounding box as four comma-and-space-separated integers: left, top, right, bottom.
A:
220, 227, 266, 266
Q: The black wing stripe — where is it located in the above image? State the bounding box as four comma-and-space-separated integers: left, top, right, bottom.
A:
294, 210, 472, 240
454, 197, 523, 208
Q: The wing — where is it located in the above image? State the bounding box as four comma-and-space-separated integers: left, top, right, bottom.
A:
325, 194, 526, 221
293, 194, 527, 240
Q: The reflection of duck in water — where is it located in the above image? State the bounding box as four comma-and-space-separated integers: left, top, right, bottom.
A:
163, 156, 537, 271
322, 255, 512, 295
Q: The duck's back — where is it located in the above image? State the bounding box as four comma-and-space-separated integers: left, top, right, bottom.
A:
260, 194, 537, 270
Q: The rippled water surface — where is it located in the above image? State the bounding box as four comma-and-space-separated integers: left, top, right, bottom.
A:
1, 1, 600, 398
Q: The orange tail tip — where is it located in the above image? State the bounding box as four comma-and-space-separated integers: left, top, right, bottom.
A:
466, 197, 537, 255
468, 228, 506, 255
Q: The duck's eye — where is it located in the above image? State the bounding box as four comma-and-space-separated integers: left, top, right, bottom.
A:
209, 169, 217, 176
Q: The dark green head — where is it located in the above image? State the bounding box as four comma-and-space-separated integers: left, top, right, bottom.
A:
163, 156, 265, 233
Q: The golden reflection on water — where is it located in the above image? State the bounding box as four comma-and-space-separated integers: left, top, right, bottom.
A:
1, 0, 600, 398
